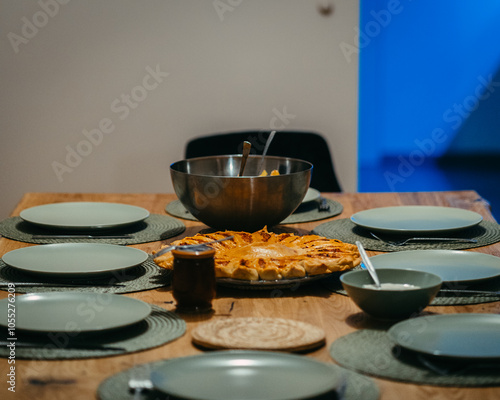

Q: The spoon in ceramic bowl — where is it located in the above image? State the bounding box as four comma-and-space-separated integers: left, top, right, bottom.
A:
355, 240, 381, 289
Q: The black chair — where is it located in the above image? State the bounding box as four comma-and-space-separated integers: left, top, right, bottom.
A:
184, 130, 342, 192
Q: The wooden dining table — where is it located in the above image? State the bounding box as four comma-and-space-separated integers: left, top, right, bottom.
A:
1, 190, 499, 400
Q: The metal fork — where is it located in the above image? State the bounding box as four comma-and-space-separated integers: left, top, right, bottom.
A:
335, 374, 348, 400
0, 282, 125, 288
370, 232, 477, 247
31, 234, 133, 239
128, 378, 153, 399
317, 198, 330, 212
417, 355, 500, 376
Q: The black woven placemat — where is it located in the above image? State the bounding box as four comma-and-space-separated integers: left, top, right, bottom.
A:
313, 219, 500, 251
0, 305, 185, 360
165, 198, 343, 225
0, 214, 185, 245
322, 269, 500, 306
330, 329, 500, 387
0, 257, 171, 294
97, 357, 379, 400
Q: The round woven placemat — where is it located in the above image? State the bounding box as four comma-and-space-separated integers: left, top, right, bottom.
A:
0, 214, 185, 245
0, 257, 171, 294
313, 219, 500, 252
97, 358, 379, 400
283, 198, 343, 224
165, 200, 196, 220
0, 305, 185, 360
165, 198, 343, 225
322, 271, 500, 306
192, 317, 325, 352
330, 329, 500, 387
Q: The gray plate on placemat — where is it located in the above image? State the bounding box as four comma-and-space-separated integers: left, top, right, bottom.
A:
2, 243, 149, 277
0, 292, 151, 332
313, 218, 500, 252
350, 206, 483, 235
370, 250, 500, 285
151, 351, 341, 400
0, 257, 171, 294
20, 202, 150, 231
388, 314, 500, 360
166, 198, 343, 225
97, 355, 379, 400
0, 214, 185, 245
330, 329, 500, 387
0, 305, 185, 360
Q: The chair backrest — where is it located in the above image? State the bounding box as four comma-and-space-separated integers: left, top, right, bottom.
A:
184, 130, 342, 192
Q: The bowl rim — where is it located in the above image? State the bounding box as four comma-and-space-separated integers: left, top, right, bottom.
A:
170, 155, 313, 177
340, 267, 443, 290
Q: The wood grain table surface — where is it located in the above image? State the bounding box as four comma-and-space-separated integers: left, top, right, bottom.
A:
1, 191, 499, 400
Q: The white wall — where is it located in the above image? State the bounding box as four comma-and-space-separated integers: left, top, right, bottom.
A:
0, 0, 359, 218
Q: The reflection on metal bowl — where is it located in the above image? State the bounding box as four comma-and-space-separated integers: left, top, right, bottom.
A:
170, 155, 312, 231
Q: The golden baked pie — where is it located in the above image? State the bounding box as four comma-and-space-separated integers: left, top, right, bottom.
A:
154, 227, 361, 281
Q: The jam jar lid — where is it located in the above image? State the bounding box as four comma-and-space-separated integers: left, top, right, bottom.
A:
171, 244, 215, 259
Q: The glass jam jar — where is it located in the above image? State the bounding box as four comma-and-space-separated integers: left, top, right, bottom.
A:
171, 245, 216, 313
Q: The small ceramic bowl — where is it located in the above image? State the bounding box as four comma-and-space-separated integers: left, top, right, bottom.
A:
340, 268, 442, 319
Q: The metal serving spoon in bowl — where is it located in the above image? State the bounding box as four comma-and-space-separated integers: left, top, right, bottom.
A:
238, 141, 252, 176
355, 240, 381, 289
258, 130, 276, 174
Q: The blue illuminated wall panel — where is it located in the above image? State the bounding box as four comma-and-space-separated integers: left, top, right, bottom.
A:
358, 0, 500, 217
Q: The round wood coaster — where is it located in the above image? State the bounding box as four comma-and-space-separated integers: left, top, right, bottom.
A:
192, 317, 326, 352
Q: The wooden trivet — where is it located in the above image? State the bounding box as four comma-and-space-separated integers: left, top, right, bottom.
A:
192, 317, 325, 352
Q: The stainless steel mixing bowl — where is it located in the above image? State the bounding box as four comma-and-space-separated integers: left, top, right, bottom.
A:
170, 155, 312, 231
